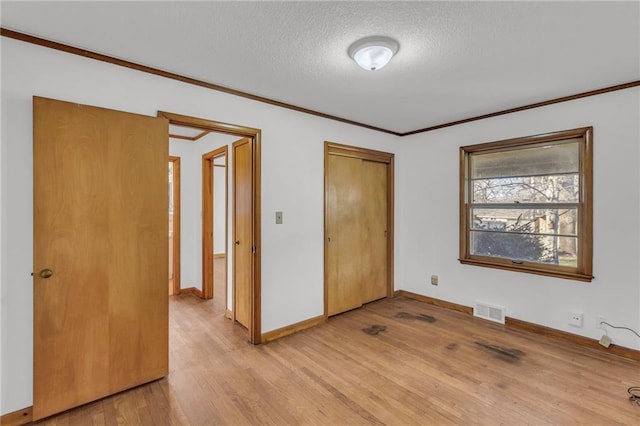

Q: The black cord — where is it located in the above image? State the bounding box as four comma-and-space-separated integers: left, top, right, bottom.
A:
600, 321, 640, 338
602, 324, 640, 407
629, 387, 640, 407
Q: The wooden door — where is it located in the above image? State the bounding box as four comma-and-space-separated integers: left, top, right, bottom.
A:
326, 155, 364, 316
361, 160, 388, 303
33, 97, 168, 420
233, 138, 252, 328
325, 143, 393, 317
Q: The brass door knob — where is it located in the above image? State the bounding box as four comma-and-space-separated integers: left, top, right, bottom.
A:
39, 268, 54, 279
235, 240, 240, 245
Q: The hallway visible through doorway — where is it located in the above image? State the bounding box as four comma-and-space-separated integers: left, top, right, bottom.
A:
161, 110, 263, 344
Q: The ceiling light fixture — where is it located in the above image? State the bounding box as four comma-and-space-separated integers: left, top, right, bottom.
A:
348, 36, 399, 71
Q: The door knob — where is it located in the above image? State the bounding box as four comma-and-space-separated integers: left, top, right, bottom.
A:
235, 240, 240, 245
39, 268, 54, 279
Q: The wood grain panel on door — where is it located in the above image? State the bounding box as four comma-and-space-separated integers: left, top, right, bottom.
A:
233, 138, 252, 328
33, 97, 168, 420
361, 160, 388, 303
326, 155, 364, 316
107, 108, 169, 394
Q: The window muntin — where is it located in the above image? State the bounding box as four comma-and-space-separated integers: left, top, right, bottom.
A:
460, 128, 592, 281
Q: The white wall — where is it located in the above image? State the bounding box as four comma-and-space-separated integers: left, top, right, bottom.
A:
0, 38, 399, 414
398, 87, 640, 350
214, 162, 226, 255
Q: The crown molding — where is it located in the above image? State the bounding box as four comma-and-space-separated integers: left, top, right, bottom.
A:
2, 28, 638, 137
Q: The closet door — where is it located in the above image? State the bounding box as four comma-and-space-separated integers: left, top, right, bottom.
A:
326, 154, 364, 316
361, 160, 388, 303
325, 143, 393, 317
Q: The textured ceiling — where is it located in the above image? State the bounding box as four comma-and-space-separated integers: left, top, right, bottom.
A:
2, 1, 639, 133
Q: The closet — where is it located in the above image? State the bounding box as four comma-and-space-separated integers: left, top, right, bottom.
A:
325, 142, 394, 316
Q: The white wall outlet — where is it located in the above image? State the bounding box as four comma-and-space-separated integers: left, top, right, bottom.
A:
568, 312, 583, 328
430, 275, 438, 286
596, 316, 607, 330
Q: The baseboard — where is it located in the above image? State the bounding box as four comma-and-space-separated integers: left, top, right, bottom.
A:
395, 290, 473, 315
505, 317, 640, 361
261, 315, 326, 343
180, 287, 203, 298
1, 406, 33, 426
396, 290, 640, 362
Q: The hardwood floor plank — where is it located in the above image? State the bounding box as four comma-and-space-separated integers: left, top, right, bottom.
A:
31, 294, 639, 425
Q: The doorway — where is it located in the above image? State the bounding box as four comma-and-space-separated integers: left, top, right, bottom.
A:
169, 156, 181, 295
168, 126, 235, 299
160, 111, 262, 344
202, 146, 228, 304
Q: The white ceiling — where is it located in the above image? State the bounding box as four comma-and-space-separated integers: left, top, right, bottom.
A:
2, 1, 639, 134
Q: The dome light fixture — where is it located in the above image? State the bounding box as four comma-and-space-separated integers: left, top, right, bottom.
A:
348, 36, 400, 71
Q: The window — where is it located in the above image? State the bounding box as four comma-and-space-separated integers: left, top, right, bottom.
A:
459, 127, 593, 281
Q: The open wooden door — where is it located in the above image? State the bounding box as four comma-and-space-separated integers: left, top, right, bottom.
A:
33, 97, 168, 420
233, 138, 253, 329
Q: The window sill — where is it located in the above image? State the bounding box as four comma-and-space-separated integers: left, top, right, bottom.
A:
458, 258, 593, 282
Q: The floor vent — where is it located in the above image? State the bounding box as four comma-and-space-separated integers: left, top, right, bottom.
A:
474, 301, 506, 324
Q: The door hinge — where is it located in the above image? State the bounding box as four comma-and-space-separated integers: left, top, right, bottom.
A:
384, 230, 388, 238
252, 246, 256, 254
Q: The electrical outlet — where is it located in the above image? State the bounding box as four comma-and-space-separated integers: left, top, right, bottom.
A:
568, 312, 583, 328
596, 316, 607, 330
430, 275, 438, 286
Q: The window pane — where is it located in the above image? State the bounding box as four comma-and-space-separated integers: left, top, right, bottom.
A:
471, 207, 578, 237
471, 139, 579, 180
472, 174, 579, 203
471, 231, 578, 265
460, 127, 592, 280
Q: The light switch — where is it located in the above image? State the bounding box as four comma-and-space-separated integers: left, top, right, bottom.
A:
275, 211, 283, 224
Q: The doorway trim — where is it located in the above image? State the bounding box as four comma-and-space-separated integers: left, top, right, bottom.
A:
169, 156, 181, 296
202, 146, 228, 301
158, 111, 262, 344
324, 141, 395, 317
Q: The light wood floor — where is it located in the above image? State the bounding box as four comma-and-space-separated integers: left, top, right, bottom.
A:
34, 292, 639, 425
